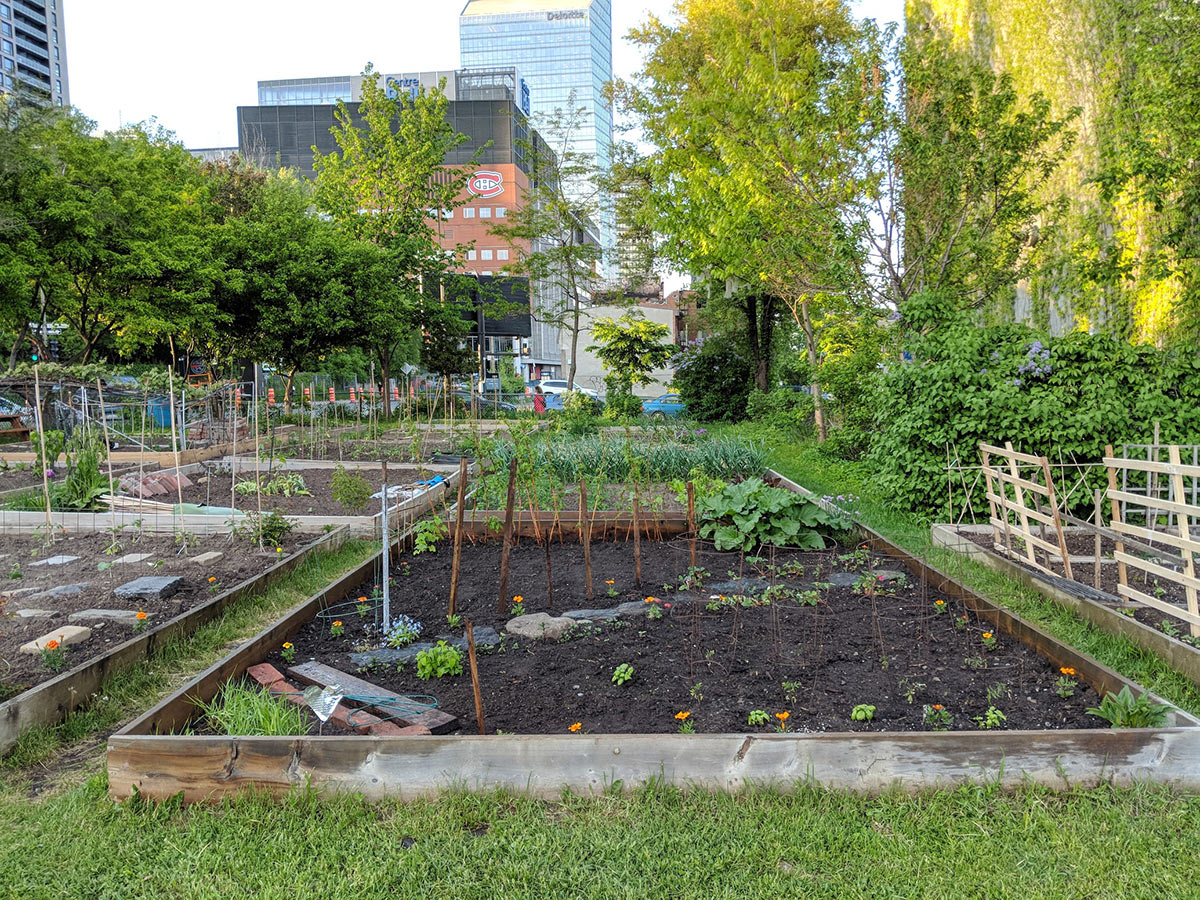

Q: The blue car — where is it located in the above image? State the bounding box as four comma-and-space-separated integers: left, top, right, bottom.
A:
642, 393, 686, 418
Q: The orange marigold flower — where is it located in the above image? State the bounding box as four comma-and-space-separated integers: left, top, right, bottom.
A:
1060, 667, 1076, 676
982, 632, 993, 639
333, 621, 342, 627
675, 711, 691, 721
775, 711, 789, 721
208, 576, 216, 583
932, 704, 944, 710
45, 639, 59, 651
358, 596, 368, 602
136, 611, 147, 621
513, 595, 524, 604
605, 579, 614, 585
282, 642, 293, 650
934, 600, 945, 606
568, 722, 582, 733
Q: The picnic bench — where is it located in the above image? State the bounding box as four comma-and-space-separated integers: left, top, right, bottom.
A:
0, 413, 30, 444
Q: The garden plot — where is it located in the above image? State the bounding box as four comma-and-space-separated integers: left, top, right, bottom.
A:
0, 532, 307, 697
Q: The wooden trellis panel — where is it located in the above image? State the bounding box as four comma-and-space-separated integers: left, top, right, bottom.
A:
1104, 444, 1200, 637
979, 442, 1073, 580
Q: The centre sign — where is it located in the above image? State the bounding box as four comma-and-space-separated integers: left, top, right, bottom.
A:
467, 170, 505, 199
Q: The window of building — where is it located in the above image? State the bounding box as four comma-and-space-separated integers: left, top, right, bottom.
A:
480, 249, 493, 261
0, 5, 9, 19
467, 249, 477, 261
2, 73, 12, 88
51, 12, 56, 25
463, 207, 475, 219
479, 207, 492, 219
56, 79, 61, 93
2, 58, 12, 72
441, 208, 452, 220
497, 249, 509, 261
495, 207, 507, 218
1, 22, 9, 36
53, 30, 58, 43
54, 63, 59, 76
1, 40, 11, 54
53, 47, 59, 59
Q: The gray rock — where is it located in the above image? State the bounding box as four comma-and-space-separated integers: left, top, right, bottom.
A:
616, 601, 651, 616
470, 626, 501, 649
29, 555, 79, 567
13, 608, 57, 618
505, 612, 574, 640
113, 575, 183, 601
68, 608, 150, 624
29, 582, 89, 602
707, 577, 771, 596
562, 607, 621, 621
434, 634, 470, 651
825, 571, 862, 587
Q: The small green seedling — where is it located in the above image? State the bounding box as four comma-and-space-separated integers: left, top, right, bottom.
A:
611, 663, 634, 686
851, 704, 876, 723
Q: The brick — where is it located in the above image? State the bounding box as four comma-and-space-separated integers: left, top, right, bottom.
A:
245, 667, 427, 736
247, 663, 287, 689
20, 624, 91, 654
175, 473, 194, 489
156, 474, 179, 492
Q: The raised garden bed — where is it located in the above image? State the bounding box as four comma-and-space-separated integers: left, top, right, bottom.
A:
107, 504, 1200, 803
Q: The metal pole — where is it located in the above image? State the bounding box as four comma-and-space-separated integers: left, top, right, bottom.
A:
381, 459, 390, 628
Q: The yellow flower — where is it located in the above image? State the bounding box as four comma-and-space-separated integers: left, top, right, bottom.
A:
513, 595, 524, 604
934, 600, 945, 606
982, 632, 993, 639
282, 642, 293, 650
208, 576, 216, 583
1060, 666, 1076, 676
775, 711, 789, 722
569, 722, 582, 733
605, 579, 614, 585
275, 546, 283, 553
675, 711, 691, 721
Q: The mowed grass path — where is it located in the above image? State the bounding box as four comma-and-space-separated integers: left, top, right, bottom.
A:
2, 431, 1200, 898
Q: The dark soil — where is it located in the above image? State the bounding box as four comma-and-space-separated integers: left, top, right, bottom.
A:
173, 465, 433, 516
268, 538, 1104, 736
0, 531, 308, 694
470, 482, 686, 515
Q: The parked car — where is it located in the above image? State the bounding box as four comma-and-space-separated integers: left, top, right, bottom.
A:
642, 393, 687, 418
453, 391, 517, 414
537, 378, 599, 399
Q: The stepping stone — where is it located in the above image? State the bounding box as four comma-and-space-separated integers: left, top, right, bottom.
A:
617, 601, 652, 616
707, 577, 771, 596
30, 583, 89, 601
350, 643, 434, 668
826, 572, 863, 587
20, 624, 91, 654
505, 612, 574, 641
112, 553, 153, 565
13, 608, 58, 618
468, 626, 500, 649
189, 551, 223, 564
29, 555, 79, 567
562, 607, 622, 621
68, 608, 151, 624
0, 587, 38, 600
113, 575, 183, 601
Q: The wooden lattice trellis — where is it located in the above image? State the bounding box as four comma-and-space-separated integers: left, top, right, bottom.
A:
979, 442, 1074, 580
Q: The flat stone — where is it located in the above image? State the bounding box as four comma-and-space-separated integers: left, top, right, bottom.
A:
29, 583, 89, 601
876, 570, 906, 582
505, 612, 574, 641
707, 577, 771, 596
20, 624, 91, 654
112, 553, 153, 565
562, 607, 622, 621
68, 608, 151, 624
616, 601, 652, 616
29, 555, 79, 567
826, 572, 863, 587
113, 575, 183, 601
349, 643, 434, 667
189, 551, 223, 564
469, 626, 500, 649
13, 608, 58, 618
0, 587, 38, 600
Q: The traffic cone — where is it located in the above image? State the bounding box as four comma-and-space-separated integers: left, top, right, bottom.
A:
267, 388, 275, 406
329, 387, 335, 402
392, 385, 399, 401
349, 387, 356, 403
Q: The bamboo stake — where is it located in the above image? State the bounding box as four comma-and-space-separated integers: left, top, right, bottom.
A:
448, 456, 468, 615
1105, 445, 1128, 593
465, 619, 486, 735
165, 343, 186, 549
95, 378, 117, 547
254, 377, 263, 548
229, 383, 238, 531
632, 480, 643, 588
381, 459, 390, 627
687, 481, 697, 570
580, 477, 593, 603
1093, 488, 1103, 591
497, 457, 518, 615
32, 364, 52, 538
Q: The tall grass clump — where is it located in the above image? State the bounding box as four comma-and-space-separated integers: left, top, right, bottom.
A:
195, 681, 311, 736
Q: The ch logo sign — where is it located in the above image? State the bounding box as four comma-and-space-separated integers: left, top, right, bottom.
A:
467, 171, 504, 198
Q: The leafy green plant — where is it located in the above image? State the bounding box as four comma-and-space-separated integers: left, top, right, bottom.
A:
35, 429, 65, 474
922, 704, 952, 730
782, 681, 801, 704
234, 480, 260, 495
747, 709, 770, 726
986, 681, 1010, 703
611, 663, 634, 686
39, 638, 67, 672
974, 706, 1007, 729
1086, 686, 1170, 728
446, 613, 462, 629
898, 678, 925, 704
59, 430, 112, 511
331, 464, 372, 514
8, 562, 21, 579
412, 518, 448, 555
415, 641, 463, 679
690, 682, 704, 701
238, 510, 295, 547
696, 478, 852, 551
1055, 675, 1077, 698
851, 703, 876, 722
261, 472, 310, 496
281, 642, 295, 664
197, 681, 309, 736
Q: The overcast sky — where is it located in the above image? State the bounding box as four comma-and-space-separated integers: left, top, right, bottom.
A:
66, 0, 902, 149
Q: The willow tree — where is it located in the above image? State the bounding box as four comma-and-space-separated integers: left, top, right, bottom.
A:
313, 67, 479, 415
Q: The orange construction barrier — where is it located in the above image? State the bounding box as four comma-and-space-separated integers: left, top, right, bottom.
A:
267, 387, 275, 406
303, 387, 311, 400
329, 387, 335, 402
349, 387, 356, 403
392, 385, 400, 401
235, 387, 243, 409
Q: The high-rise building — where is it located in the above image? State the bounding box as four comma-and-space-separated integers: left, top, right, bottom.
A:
0, 0, 68, 106
459, 0, 614, 253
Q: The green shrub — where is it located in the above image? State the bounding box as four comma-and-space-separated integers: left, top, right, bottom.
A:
331, 464, 372, 514
415, 641, 463, 679
695, 477, 852, 551
602, 375, 645, 420
746, 389, 815, 432
673, 340, 753, 422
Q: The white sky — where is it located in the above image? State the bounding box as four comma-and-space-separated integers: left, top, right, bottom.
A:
66, 0, 902, 149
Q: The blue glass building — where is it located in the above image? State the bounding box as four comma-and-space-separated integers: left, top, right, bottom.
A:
459, 0, 614, 252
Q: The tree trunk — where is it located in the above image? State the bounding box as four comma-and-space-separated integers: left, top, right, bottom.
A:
283, 366, 298, 415
379, 350, 392, 418
798, 298, 827, 442
7, 321, 28, 373
567, 292, 581, 390
743, 294, 774, 393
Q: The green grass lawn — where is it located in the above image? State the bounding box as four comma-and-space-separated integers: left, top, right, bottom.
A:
2, 429, 1199, 899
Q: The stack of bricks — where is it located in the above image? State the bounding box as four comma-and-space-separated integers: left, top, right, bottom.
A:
246, 663, 431, 736
117, 470, 194, 499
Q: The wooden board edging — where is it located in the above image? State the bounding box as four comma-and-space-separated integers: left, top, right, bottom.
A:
0, 526, 350, 757
931, 523, 1200, 688
106, 728, 1200, 802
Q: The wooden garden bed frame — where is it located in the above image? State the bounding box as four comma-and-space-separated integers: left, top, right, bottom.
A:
106, 477, 1200, 803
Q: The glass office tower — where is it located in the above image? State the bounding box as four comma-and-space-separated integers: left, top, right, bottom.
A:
459, 0, 614, 253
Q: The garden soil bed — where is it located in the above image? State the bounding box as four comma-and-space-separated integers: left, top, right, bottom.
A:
263, 538, 1104, 736
0, 531, 307, 694
170, 465, 433, 516
470, 482, 686, 516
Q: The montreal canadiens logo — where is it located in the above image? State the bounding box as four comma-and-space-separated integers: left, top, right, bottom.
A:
467, 171, 504, 199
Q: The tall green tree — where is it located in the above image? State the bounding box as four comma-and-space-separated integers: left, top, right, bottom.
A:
587, 311, 673, 415
314, 67, 479, 415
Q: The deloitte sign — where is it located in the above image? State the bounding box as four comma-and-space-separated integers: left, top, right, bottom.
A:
547, 10, 586, 20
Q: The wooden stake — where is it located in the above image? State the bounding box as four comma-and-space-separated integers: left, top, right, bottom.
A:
165, 341, 186, 548
95, 378, 118, 543
687, 481, 697, 570
1093, 488, 1103, 591
580, 477, 593, 603
1105, 445, 1128, 592
381, 459, 390, 627
497, 457, 518, 615
632, 481, 643, 588
32, 364, 52, 537
465, 619, 486, 735
1168, 444, 1200, 638
449, 456, 468, 615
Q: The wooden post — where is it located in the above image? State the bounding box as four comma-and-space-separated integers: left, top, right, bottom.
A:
32, 364, 53, 537
165, 352, 187, 549
580, 477, 593, 603
1039, 454, 1073, 581
1105, 445, 1128, 593
381, 459, 390, 627
448, 457, 468, 616
1168, 445, 1200, 638
465, 619, 486, 735
497, 457, 518, 615
632, 481, 643, 588
1093, 488, 1103, 591
687, 481, 697, 570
